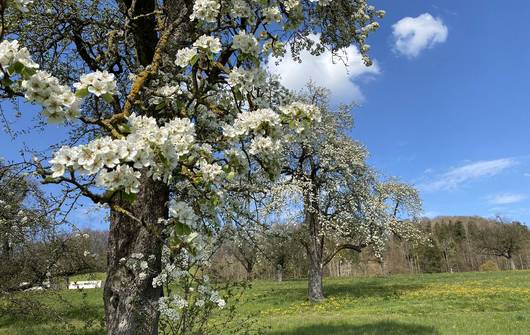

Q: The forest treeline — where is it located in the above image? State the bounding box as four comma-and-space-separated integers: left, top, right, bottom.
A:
3, 213, 529, 291
211, 216, 530, 281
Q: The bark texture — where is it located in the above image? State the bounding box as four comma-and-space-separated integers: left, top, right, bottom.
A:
104, 2, 195, 333
304, 190, 325, 301
307, 251, 324, 301
104, 177, 168, 335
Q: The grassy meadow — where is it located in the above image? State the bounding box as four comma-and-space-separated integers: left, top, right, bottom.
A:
1, 270, 530, 334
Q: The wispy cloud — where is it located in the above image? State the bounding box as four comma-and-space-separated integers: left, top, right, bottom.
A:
486, 193, 527, 205
392, 13, 448, 58
420, 158, 517, 192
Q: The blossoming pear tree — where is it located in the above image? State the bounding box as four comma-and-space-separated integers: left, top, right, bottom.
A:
0, 0, 384, 333
266, 87, 423, 301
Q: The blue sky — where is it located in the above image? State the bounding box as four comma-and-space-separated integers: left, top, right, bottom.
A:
354, 0, 530, 222
2, 0, 530, 229
271, 0, 530, 223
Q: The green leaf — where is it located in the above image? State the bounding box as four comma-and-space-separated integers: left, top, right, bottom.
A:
22, 67, 36, 80
102, 93, 114, 103
121, 192, 137, 203
175, 221, 193, 236
190, 55, 199, 66
15, 62, 25, 74
1, 77, 13, 88
155, 101, 167, 111
118, 123, 132, 134
76, 87, 89, 98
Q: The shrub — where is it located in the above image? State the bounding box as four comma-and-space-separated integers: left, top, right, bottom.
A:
479, 260, 499, 272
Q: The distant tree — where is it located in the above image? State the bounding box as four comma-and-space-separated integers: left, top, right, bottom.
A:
473, 218, 529, 270
224, 224, 260, 281
261, 223, 298, 282
267, 88, 423, 300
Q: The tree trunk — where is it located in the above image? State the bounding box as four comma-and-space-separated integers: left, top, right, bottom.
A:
104, 177, 168, 335
509, 256, 516, 270
245, 261, 254, 281
307, 251, 324, 301
303, 182, 324, 301
276, 264, 283, 282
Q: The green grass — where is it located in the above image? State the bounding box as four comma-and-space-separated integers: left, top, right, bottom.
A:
1, 271, 530, 334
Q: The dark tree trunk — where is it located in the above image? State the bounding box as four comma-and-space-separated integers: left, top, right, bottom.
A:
303, 181, 325, 301
101, 1, 196, 334
307, 252, 324, 301
305, 213, 324, 301
104, 177, 168, 335
245, 261, 254, 281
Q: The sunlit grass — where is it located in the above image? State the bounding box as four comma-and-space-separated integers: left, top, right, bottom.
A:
1, 270, 529, 334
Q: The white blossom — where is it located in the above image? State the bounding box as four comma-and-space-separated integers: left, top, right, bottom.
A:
227, 67, 266, 92
263, 7, 281, 23
193, 35, 222, 54
0, 40, 39, 70
175, 47, 198, 67
74, 70, 117, 97
190, 0, 220, 22
168, 200, 198, 226
232, 31, 259, 56
13, 0, 34, 12
231, 0, 252, 18
21, 71, 79, 123
198, 159, 223, 182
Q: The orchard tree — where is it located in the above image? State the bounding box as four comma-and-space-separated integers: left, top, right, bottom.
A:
0, 0, 384, 333
473, 217, 529, 270
267, 88, 423, 300
261, 222, 298, 282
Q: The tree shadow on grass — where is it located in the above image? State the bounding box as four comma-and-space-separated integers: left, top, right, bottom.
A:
261, 281, 425, 304
269, 321, 439, 335
0, 291, 104, 334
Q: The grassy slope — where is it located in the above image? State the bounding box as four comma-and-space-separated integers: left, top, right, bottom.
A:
1, 271, 529, 334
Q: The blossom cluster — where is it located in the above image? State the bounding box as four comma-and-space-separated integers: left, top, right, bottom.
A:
223, 103, 321, 157
0, 40, 78, 124
50, 113, 197, 194
232, 31, 259, 56
22, 71, 79, 123
0, 40, 39, 71
168, 200, 198, 228
175, 47, 198, 68
224, 108, 281, 140
263, 6, 282, 23
74, 70, 117, 98
280, 102, 322, 133
194, 35, 222, 53
190, 0, 219, 22
0, 39, 118, 123
175, 35, 222, 68
13, 0, 34, 13
227, 67, 266, 93
231, 0, 252, 18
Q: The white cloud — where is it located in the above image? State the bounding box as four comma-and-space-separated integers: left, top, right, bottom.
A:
266, 35, 380, 103
392, 13, 448, 58
487, 193, 527, 205
420, 158, 517, 192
